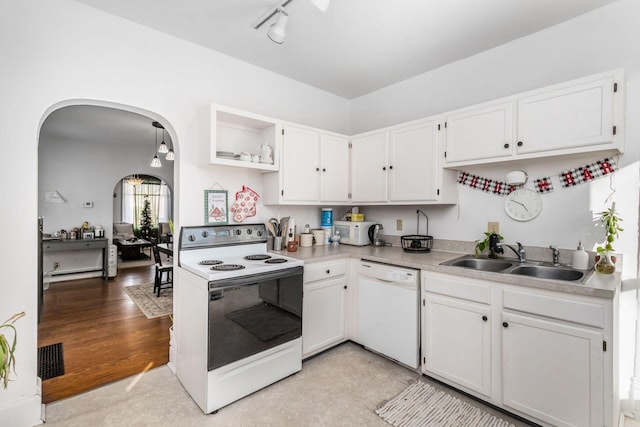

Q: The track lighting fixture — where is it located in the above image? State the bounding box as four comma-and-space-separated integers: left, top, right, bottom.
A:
268, 8, 289, 44
253, 0, 330, 44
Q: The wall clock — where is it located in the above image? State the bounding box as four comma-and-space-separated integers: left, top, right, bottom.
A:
505, 188, 542, 221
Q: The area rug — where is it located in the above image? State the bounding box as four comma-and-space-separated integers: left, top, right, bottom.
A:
38, 342, 65, 381
124, 283, 173, 319
376, 381, 514, 427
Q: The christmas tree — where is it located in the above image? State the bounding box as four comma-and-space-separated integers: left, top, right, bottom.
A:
139, 196, 153, 239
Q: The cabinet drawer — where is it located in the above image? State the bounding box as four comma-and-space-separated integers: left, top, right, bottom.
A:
304, 260, 347, 283
422, 272, 490, 304
503, 289, 604, 328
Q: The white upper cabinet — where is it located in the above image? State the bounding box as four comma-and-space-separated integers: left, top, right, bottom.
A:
389, 119, 443, 202
281, 125, 321, 202
351, 119, 457, 204
263, 124, 350, 205
445, 102, 514, 164
444, 69, 624, 167
210, 103, 281, 171
351, 131, 388, 203
516, 75, 617, 155
320, 133, 350, 202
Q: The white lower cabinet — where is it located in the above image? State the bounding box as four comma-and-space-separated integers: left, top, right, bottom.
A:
423, 294, 491, 397
421, 271, 613, 427
302, 260, 348, 358
502, 312, 603, 427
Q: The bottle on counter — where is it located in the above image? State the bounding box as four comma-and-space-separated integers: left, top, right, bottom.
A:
571, 241, 589, 270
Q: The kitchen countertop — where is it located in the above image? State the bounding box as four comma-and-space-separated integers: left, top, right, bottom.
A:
272, 244, 620, 299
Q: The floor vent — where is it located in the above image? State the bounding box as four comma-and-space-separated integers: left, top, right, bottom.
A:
38, 342, 65, 380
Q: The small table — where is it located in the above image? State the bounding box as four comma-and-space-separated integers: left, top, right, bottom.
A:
114, 238, 153, 261
42, 238, 109, 278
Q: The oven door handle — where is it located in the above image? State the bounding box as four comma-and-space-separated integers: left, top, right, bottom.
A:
208, 266, 303, 290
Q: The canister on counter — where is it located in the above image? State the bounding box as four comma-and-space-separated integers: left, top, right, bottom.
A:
320, 226, 332, 245
321, 208, 333, 227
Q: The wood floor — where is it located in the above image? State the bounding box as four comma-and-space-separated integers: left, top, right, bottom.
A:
38, 265, 171, 403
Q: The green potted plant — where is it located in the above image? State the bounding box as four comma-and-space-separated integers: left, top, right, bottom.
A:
1, 311, 25, 389
595, 203, 623, 274
475, 232, 503, 259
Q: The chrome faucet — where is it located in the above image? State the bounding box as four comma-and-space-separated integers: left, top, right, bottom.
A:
549, 246, 560, 265
489, 233, 526, 262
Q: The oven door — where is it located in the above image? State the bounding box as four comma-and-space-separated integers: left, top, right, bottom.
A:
208, 266, 303, 371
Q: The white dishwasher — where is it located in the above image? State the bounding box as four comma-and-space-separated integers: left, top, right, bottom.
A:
357, 260, 419, 369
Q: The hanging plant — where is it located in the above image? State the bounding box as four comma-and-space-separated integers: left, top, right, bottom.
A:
595, 203, 623, 274
0, 311, 25, 389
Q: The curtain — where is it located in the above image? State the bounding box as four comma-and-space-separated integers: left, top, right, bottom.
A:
122, 179, 171, 229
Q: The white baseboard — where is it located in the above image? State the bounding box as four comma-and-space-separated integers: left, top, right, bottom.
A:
0, 394, 43, 426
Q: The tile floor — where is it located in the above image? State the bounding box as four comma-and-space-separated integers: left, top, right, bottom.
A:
45, 342, 534, 426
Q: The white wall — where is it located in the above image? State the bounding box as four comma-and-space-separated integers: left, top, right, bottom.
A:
0, 0, 349, 424
39, 135, 174, 237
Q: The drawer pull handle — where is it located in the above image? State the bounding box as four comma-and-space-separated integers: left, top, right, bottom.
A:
502, 321, 509, 328
517, 141, 523, 147
343, 285, 347, 290
482, 315, 488, 322
504, 143, 510, 149
326, 270, 330, 274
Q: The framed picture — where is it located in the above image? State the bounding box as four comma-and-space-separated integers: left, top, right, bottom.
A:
83, 232, 94, 239
204, 190, 228, 225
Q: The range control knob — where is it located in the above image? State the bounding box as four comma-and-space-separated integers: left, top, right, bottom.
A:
246, 228, 252, 235
201, 231, 209, 238
234, 229, 242, 236
188, 234, 196, 242
256, 230, 263, 237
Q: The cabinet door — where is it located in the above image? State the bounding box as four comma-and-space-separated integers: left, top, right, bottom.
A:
302, 277, 346, 357
281, 126, 320, 202
502, 312, 603, 427
517, 77, 615, 155
445, 102, 514, 164
320, 134, 350, 202
423, 294, 491, 397
389, 120, 439, 202
350, 132, 388, 203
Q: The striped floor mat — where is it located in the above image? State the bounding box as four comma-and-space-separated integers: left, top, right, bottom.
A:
376, 381, 514, 427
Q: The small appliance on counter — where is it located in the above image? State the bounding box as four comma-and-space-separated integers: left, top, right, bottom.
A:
333, 220, 374, 246
368, 223, 385, 246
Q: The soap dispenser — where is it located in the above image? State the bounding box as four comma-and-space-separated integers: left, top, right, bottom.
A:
571, 241, 589, 270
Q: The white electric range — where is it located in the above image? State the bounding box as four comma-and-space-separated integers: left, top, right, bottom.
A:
176, 223, 304, 414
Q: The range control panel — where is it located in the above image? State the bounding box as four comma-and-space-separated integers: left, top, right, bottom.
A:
179, 224, 267, 250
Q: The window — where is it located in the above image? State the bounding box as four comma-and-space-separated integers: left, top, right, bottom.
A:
122, 176, 171, 230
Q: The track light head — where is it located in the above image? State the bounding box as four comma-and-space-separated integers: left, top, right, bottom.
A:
267, 8, 289, 44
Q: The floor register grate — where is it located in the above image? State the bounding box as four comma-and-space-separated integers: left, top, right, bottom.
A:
38, 342, 65, 380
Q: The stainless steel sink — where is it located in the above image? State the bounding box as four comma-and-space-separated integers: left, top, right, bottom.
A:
509, 265, 584, 281
440, 254, 591, 283
443, 257, 513, 272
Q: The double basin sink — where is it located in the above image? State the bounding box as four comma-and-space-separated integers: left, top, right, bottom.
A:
440, 254, 592, 283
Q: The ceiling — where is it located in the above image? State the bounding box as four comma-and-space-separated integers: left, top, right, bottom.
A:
40, 105, 171, 147
71, 0, 619, 99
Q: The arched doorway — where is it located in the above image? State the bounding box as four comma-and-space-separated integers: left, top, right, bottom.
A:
37, 102, 178, 403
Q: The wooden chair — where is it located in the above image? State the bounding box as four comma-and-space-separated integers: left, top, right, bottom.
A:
152, 244, 173, 297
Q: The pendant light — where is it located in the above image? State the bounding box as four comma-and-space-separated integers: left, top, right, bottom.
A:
151, 122, 162, 168
158, 128, 169, 154
166, 142, 175, 161
126, 174, 144, 186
